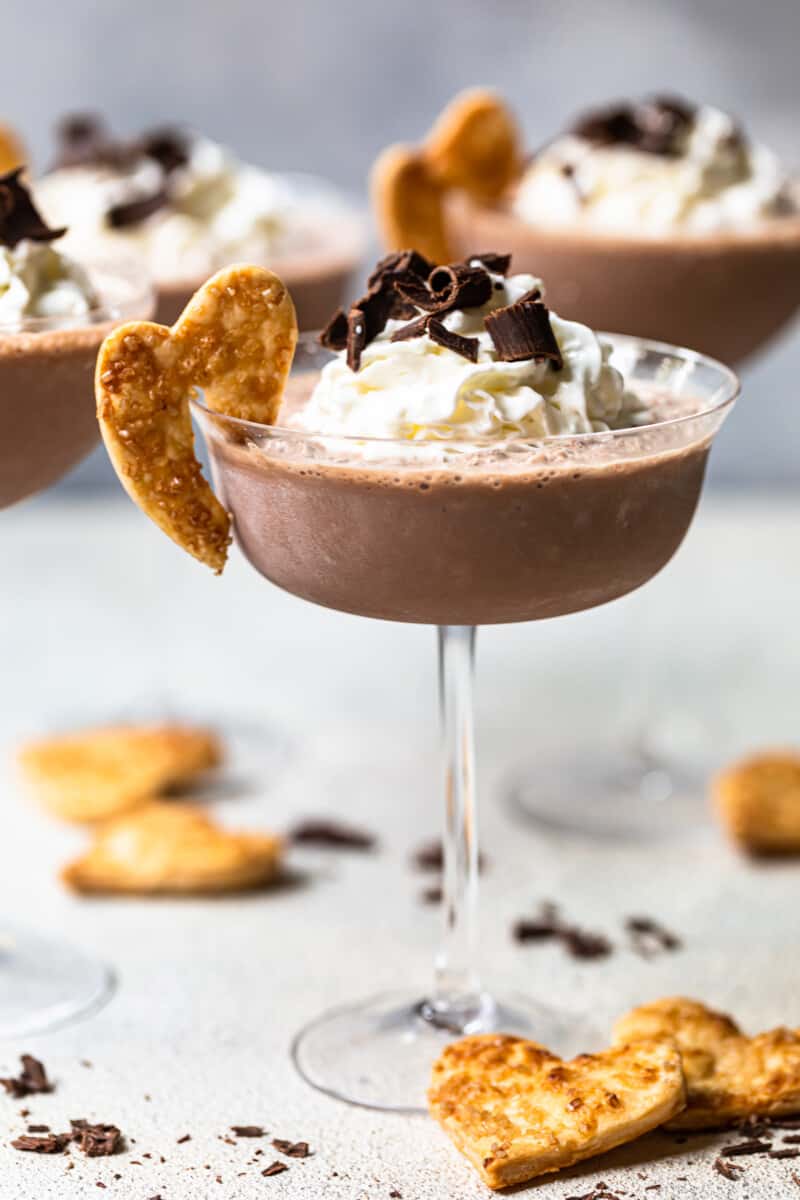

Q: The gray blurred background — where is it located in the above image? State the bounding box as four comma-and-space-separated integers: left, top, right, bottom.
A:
9, 0, 798, 491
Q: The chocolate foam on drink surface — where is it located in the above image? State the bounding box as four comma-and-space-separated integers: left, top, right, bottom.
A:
319, 249, 563, 370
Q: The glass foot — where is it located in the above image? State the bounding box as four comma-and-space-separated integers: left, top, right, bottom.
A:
0, 925, 115, 1039
291, 988, 603, 1112
507, 744, 710, 841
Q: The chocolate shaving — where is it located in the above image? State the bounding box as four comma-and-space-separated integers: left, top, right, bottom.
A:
427, 318, 479, 363
12, 1132, 70, 1153
420, 885, 443, 905
713, 1156, 743, 1180
138, 127, 190, 174
411, 840, 487, 873
367, 249, 434, 291
513, 902, 612, 959
0, 170, 66, 249
107, 187, 170, 229
428, 263, 493, 312
1, 1054, 52, 1098
771, 1148, 800, 1159
625, 916, 682, 957
70, 1119, 122, 1157
784, 1136, 800, 1144
319, 308, 349, 352
176, 1133, 191, 1143
272, 1139, 311, 1158
262, 1161, 288, 1176
571, 96, 695, 157
27, 1124, 50, 1133
720, 1139, 773, 1156
390, 314, 430, 343
466, 252, 512, 275
486, 299, 563, 368
347, 307, 368, 372
289, 819, 376, 850
230, 1125, 265, 1137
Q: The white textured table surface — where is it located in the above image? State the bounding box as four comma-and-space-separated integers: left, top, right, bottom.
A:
1, 492, 800, 1199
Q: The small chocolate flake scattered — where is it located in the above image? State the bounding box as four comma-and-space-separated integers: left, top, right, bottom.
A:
262, 1160, 289, 1177
177, 1133, 191, 1143
289, 820, 376, 851
420, 885, 443, 905
1, 1054, 53, 1098
412, 840, 487, 873
12, 1132, 71, 1153
390, 1191, 402, 1198
714, 1156, 743, 1180
513, 902, 612, 959
70, 1119, 122, 1157
27, 1124, 50, 1133
771, 1147, 800, 1159
272, 1138, 311, 1158
427, 317, 479, 363
625, 916, 682, 957
785, 1135, 800, 1144
772, 1118, 800, 1130
231, 1125, 265, 1137
720, 1138, 772, 1156
792, 1172, 800, 1187
485, 299, 563, 368
644, 1187, 661, 1192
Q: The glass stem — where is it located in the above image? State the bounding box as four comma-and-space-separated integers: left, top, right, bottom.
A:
426, 625, 484, 1030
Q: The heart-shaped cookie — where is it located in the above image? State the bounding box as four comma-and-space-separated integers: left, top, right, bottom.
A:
19, 723, 221, 823
713, 751, 800, 854
423, 88, 522, 203
370, 144, 451, 264
613, 997, 800, 1129
428, 1032, 685, 1189
62, 801, 283, 895
96, 263, 297, 573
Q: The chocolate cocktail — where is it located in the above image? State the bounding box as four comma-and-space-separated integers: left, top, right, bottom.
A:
0, 170, 152, 1036
96, 253, 737, 1110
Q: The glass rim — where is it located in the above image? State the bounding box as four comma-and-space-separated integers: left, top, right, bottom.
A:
0, 255, 154, 335
190, 329, 740, 450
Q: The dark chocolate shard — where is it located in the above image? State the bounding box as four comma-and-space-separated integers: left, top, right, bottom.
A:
52, 113, 112, 169
1, 1054, 53, 1099
390, 314, 430, 343
720, 1139, 773, 1157
347, 307, 368, 372
289, 819, 376, 850
395, 273, 440, 311
427, 317, 479, 363
0, 170, 66, 249
571, 96, 694, 157
466, 252, 512, 275
262, 1161, 289, 1176
625, 916, 682, 957
485, 299, 563, 368
139, 127, 191, 174
428, 263, 493, 312
12, 1132, 70, 1153
713, 1157, 743, 1181
231, 1125, 265, 1137
107, 187, 169, 229
272, 1138, 311, 1158
70, 1120, 122, 1158
319, 307, 349, 351
367, 249, 433, 291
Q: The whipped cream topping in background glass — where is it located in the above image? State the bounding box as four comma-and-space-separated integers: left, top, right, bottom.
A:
292, 270, 646, 441
36, 133, 358, 284
514, 103, 794, 235
0, 240, 98, 325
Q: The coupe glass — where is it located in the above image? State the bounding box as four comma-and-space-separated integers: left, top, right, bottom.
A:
0, 257, 153, 1036
192, 332, 738, 1111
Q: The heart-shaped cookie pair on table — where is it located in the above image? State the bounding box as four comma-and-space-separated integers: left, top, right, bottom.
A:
96, 264, 298, 574
430, 997, 800, 1189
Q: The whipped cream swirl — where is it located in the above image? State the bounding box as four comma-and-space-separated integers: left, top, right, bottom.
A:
293, 270, 644, 441
37, 134, 356, 284
0, 240, 97, 325
514, 103, 794, 235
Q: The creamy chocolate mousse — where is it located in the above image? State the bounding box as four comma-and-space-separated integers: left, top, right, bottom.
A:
198, 252, 734, 625
374, 92, 800, 364
37, 115, 364, 329
0, 168, 152, 509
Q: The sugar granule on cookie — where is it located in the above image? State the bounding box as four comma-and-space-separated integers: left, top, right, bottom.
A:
96, 263, 298, 573
62, 801, 283, 895
712, 751, 800, 854
613, 997, 800, 1129
428, 1032, 685, 1188
18, 723, 221, 823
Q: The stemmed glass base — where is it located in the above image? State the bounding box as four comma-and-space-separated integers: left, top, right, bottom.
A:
0, 923, 114, 1039
292, 987, 595, 1112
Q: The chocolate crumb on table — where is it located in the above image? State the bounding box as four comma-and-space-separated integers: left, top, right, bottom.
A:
272, 1138, 311, 1157
262, 1161, 289, 1177
230, 1125, 265, 1137
12, 1132, 71, 1153
513, 901, 613, 959
625, 915, 682, 957
70, 1120, 122, 1157
714, 1155, 744, 1179
289, 819, 376, 850
176, 1133, 191, 1143
1, 1054, 52, 1098
720, 1138, 773, 1156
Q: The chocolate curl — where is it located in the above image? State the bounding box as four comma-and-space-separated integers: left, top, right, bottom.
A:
107, 187, 169, 228
367, 248, 434, 290
428, 263, 493, 311
427, 318, 479, 363
485, 300, 563, 368
0, 169, 66, 248
319, 307, 349, 351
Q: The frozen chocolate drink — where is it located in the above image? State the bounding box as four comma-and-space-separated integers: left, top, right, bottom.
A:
374, 92, 800, 363
97, 250, 738, 1110
0, 168, 152, 508
37, 115, 364, 330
